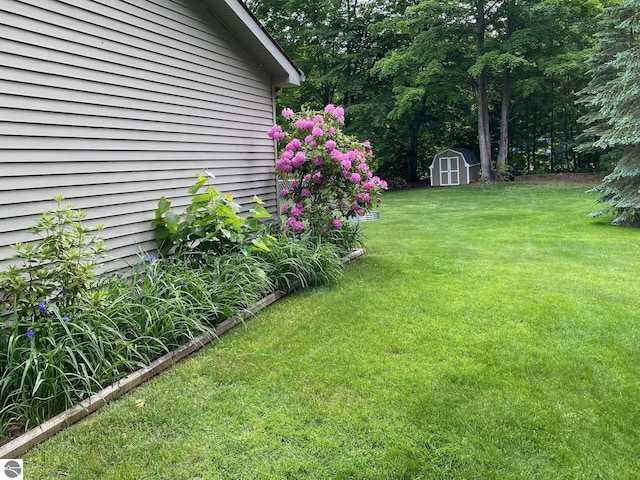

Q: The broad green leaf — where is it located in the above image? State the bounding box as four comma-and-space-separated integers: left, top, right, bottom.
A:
155, 226, 170, 239
165, 211, 181, 227
250, 206, 272, 219
251, 237, 271, 252
157, 197, 171, 215
187, 176, 207, 194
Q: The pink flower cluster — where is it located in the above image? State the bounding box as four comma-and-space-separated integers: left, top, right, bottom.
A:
268, 125, 286, 142
324, 104, 345, 124
282, 202, 305, 231
269, 105, 387, 233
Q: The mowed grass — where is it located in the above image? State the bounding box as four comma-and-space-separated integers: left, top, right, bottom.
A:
24, 180, 640, 479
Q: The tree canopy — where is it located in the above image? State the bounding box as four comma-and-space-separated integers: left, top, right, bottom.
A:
249, 0, 614, 183
578, 0, 640, 224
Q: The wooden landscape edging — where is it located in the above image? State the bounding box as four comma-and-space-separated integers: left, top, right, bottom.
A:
0, 248, 365, 459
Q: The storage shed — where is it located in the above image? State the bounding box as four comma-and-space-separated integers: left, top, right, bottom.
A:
0, 0, 303, 272
429, 148, 480, 187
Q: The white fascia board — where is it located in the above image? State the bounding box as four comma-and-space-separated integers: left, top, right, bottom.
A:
204, 0, 304, 87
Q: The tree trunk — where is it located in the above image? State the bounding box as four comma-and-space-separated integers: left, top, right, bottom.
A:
496, 67, 511, 173
525, 100, 531, 172
475, 0, 495, 182
407, 121, 419, 182
477, 77, 494, 181
549, 87, 555, 172
532, 105, 537, 169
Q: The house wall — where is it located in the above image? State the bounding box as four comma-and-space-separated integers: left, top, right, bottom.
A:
0, 0, 279, 272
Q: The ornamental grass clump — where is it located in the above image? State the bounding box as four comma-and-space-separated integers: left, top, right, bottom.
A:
99, 252, 271, 357
252, 226, 346, 294
269, 105, 387, 234
0, 246, 271, 435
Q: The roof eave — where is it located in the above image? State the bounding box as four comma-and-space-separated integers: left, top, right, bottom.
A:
202, 0, 304, 88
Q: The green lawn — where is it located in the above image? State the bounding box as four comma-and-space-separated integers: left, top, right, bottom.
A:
24, 180, 640, 479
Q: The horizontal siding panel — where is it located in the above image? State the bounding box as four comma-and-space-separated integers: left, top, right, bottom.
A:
0, 161, 275, 176
0, 84, 272, 138
2, 122, 275, 145
0, 181, 188, 206
0, 173, 277, 206
1, 137, 273, 152
2, 95, 274, 133
0, 27, 270, 101
5, 0, 263, 81
92, 0, 265, 78
3, 116, 269, 142
0, 149, 276, 164
76, 0, 255, 72
0, 84, 273, 130
1, 55, 271, 113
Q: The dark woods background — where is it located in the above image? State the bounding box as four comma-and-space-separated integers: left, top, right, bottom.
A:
247, 0, 622, 184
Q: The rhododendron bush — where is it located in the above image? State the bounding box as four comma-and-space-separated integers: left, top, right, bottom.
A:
268, 105, 387, 233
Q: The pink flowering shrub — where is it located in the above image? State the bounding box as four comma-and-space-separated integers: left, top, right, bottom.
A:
268, 105, 387, 233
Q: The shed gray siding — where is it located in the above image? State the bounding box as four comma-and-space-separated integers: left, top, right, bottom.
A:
0, 0, 290, 272
429, 149, 480, 187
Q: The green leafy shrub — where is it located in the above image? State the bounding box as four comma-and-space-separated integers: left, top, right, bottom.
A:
0, 197, 122, 430
0, 195, 106, 325
499, 165, 516, 182
153, 173, 273, 257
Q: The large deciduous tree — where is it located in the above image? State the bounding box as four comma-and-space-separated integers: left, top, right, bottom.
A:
578, 0, 640, 225
374, 0, 601, 182
471, 0, 496, 181
470, 0, 601, 180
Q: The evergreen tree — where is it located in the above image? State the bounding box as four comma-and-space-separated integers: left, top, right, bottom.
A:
578, 1, 640, 224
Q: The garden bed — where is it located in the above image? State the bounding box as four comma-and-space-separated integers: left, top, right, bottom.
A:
0, 249, 365, 458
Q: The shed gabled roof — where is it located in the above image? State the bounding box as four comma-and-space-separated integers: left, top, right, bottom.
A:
433, 148, 480, 166
453, 148, 480, 166
203, 0, 304, 88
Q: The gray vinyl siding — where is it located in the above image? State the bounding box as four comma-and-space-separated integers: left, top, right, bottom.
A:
0, 0, 280, 272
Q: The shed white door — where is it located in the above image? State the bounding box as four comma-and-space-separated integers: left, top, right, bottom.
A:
439, 156, 460, 186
